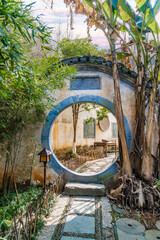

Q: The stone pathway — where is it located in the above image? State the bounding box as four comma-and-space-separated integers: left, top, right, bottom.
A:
38, 195, 114, 240
38, 194, 160, 240
75, 153, 116, 174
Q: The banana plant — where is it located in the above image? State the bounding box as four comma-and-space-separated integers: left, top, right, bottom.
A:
116, 0, 160, 180
64, 0, 133, 177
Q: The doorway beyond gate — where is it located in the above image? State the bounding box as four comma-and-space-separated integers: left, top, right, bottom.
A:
41, 94, 131, 183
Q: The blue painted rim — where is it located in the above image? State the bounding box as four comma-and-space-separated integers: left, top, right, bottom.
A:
41, 94, 132, 183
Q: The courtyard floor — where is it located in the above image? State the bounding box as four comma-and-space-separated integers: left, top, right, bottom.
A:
75, 153, 116, 174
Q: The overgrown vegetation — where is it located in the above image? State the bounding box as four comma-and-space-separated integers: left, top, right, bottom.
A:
0, 185, 57, 239
0, 0, 75, 194
0, 172, 65, 239
0, 187, 42, 233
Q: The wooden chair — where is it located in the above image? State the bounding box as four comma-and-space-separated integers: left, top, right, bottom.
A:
102, 139, 117, 156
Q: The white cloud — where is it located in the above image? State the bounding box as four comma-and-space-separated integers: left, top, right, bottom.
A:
24, 0, 160, 49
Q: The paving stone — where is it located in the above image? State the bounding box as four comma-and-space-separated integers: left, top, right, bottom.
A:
116, 218, 145, 235
64, 182, 105, 196
61, 237, 95, 240
144, 229, 160, 240
101, 197, 112, 228
156, 220, 160, 230
63, 215, 95, 235
74, 196, 95, 202
117, 229, 145, 240
37, 195, 69, 240
70, 200, 95, 215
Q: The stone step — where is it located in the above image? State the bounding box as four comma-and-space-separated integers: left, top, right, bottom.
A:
64, 182, 106, 196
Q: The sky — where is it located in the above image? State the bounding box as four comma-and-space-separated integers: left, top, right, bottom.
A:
25, 0, 160, 49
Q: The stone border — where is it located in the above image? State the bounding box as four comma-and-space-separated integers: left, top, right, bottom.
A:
41, 94, 131, 183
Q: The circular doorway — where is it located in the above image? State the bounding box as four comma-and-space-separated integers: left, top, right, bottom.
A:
41, 94, 131, 183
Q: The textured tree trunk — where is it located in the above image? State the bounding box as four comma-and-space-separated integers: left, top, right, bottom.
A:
72, 103, 80, 154
2, 143, 11, 194
141, 51, 160, 180
134, 50, 145, 175
111, 41, 132, 177
141, 86, 155, 180
118, 134, 123, 171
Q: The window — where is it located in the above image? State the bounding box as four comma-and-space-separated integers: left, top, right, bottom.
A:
70, 75, 101, 90
84, 119, 96, 138
112, 123, 118, 138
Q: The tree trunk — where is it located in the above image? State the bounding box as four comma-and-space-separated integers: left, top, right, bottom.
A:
72, 142, 76, 154
2, 143, 11, 194
134, 50, 146, 175
141, 86, 155, 180
118, 134, 123, 170
72, 103, 80, 154
111, 40, 132, 177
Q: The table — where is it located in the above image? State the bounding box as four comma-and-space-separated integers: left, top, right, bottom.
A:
94, 142, 108, 157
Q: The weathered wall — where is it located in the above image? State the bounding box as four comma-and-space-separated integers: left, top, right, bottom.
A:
51, 107, 117, 150
52, 67, 136, 140
0, 62, 137, 187
0, 122, 58, 188
1, 58, 158, 186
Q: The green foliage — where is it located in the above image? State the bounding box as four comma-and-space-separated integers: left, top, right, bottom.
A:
0, 187, 42, 232
31, 218, 45, 239
96, 107, 109, 121
0, 0, 51, 72
82, 103, 109, 123
0, 187, 41, 219
0, 60, 75, 143
157, 180, 160, 186
57, 38, 106, 58
71, 152, 76, 157
84, 117, 95, 124
67, 149, 73, 154
0, 0, 76, 144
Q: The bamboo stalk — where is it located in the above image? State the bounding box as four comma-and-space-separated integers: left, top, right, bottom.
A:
33, 201, 38, 234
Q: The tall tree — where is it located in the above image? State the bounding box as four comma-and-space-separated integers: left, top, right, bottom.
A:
64, 0, 133, 177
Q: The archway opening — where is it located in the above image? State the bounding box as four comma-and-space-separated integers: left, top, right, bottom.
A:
51, 102, 118, 175
41, 95, 131, 183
